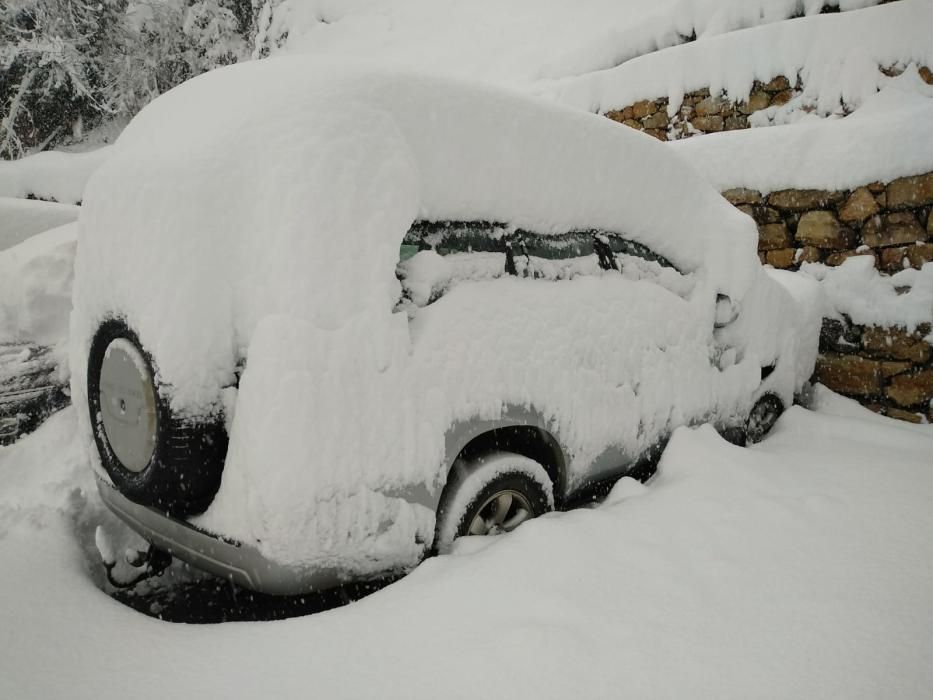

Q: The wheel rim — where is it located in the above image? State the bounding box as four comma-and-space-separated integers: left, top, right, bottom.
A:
99, 338, 158, 473
468, 489, 534, 536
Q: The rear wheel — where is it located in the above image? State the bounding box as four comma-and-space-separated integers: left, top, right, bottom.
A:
746, 393, 784, 444
434, 452, 554, 553
87, 320, 227, 516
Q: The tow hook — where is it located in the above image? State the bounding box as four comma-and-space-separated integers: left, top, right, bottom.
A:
95, 525, 173, 589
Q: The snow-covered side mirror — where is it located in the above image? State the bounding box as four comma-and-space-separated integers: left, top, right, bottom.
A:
714, 294, 739, 328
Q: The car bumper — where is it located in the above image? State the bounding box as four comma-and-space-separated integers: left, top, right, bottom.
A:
97, 479, 343, 595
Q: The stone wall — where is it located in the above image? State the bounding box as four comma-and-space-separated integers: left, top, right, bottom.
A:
725, 173, 933, 423
816, 319, 933, 423
605, 75, 798, 140
721, 172, 933, 272
605, 66, 933, 141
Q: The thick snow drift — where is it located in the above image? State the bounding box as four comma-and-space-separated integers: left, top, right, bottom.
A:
549, 0, 933, 118
2, 397, 933, 699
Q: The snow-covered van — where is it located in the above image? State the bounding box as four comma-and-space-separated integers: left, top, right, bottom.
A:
73, 58, 820, 594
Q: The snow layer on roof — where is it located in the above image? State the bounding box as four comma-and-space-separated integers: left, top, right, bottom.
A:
269, 0, 884, 87
0, 148, 112, 205
547, 0, 933, 116
670, 71, 933, 193
73, 58, 758, 411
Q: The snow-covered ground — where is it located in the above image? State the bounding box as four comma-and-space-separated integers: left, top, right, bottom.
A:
1, 388, 931, 699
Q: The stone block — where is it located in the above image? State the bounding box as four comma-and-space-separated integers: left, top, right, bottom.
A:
838, 187, 880, 223
641, 111, 669, 129
862, 327, 931, 363
765, 248, 796, 268
886, 369, 933, 408
795, 211, 854, 249
763, 75, 791, 92
756, 206, 782, 224
643, 128, 667, 140
724, 115, 748, 131
861, 212, 927, 248
695, 97, 725, 116
879, 246, 909, 273
905, 242, 933, 269
884, 407, 925, 424
796, 246, 822, 264
768, 188, 844, 211
886, 172, 933, 208
921, 66, 933, 85
758, 223, 792, 251
882, 361, 913, 378
738, 90, 770, 114
722, 188, 762, 205
815, 353, 882, 396
690, 115, 723, 132
770, 90, 794, 106
632, 100, 657, 119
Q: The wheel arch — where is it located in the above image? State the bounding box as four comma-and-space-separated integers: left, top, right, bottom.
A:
442, 409, 568, 507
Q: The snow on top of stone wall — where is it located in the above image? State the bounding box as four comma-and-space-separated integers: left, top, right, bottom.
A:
269, 0, 887, 87
545, 0, 932, 117
670, 70, 933, 194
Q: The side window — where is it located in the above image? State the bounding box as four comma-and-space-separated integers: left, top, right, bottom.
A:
396, 221, 693, 312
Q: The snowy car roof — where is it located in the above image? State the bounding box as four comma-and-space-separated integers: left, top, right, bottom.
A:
96, 57, 758, 298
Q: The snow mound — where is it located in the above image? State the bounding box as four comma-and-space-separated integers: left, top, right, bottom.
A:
548, 0, 933, 118
802, 256, 933, 334
672, 70, 933, 193
0, 197, 79, 252
0, 223, 76, 350
0, 147, 112, 205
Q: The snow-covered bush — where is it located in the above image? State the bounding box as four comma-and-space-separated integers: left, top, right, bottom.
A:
0, 0, 251, 159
